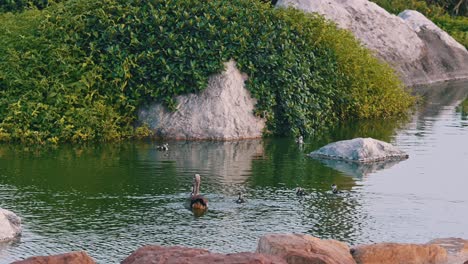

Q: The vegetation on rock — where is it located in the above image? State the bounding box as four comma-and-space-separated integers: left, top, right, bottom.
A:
0, 0, 413, 144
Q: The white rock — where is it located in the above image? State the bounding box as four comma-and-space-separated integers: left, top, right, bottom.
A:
138, 61, 266, 140
0, 208, 21, 242
276, 0, 468, 86
308, 137, 408, 163
399, 10, 465, 50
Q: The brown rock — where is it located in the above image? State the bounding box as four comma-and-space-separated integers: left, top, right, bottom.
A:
11, 251, 95, 264
121, 245, 287, 264
351, 243, 447, 264
428, 237, 468, 264
256, 233, 356, 264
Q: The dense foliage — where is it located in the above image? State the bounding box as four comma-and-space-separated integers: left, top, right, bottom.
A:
371, 0, 468, 47
0, 0, 413, 144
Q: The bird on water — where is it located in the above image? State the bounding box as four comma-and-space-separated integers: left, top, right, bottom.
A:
235, 192, 246, 204
189, 174, 208, 214
156, 143, 169, 151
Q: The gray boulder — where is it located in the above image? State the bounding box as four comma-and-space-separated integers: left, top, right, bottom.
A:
138, 61, 265, 140
308, 137, 408, 163
0, 208, 21, 242
276, 0, 468, 86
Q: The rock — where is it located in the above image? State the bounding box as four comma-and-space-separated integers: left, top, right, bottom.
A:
398, 10, 468, 85
11, 251, 95, 264
276, 0, 468, 86
308, 137, 408, 163
351, 243, 448, 264
256, 233, 356, 264
428, 238, 468, 264
138, 60, 266, 140
122, 245, 287, 264
0, 208, 21, 242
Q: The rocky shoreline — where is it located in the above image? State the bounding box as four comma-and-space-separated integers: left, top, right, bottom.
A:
11, 234, 468, 264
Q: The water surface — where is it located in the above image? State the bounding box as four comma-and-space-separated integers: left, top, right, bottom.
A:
0, 80, 467, 263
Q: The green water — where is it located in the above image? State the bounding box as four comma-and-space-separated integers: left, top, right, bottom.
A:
0, 80, 467, 263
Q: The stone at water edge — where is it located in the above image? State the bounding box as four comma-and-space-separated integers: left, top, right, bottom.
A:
11, 251, 96, 264
428, 238, 468, 264
121, 245, 287, 264
308, 137, 408, 163
0, 208, 22, 242
256, 233, 356, 264
138, 60, 266, 141
351, 243, 448, 264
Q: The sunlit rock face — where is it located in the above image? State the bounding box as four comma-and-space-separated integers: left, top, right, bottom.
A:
256, 233, 356, 264
138, 60, 265, 140
308, 137, 408, 163
0, 208, 21, 242
351, 243, 448, 264
121, 245, 287, 264
276, 0, 468, 86
11, 251, 96, 264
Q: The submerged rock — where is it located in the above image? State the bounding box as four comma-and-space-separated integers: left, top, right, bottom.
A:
276, 0, 468, 86
0, 208, 21, 242
11, 251, 95, 264
256, 233, 356, 264
308, 137, 408, 163
121, 245, 286, 264
351, 243, 448, 264
138, 60, 266, 140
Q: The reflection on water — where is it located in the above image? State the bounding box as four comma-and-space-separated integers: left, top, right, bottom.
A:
0, 80, 467, 263
315, 158, 405, 178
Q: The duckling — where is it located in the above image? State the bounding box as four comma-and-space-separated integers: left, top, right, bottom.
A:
331, 184, 341, 194
296, 187, 307, 196
157, 143, 169, 151
296, 135, 304, 145
235, 192, 246, 204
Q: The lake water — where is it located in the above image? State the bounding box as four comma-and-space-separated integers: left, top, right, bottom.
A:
0, 80, 467, 263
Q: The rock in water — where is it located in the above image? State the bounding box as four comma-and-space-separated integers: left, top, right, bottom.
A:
0, 208, 21, 242
276, 0, 468, 86
308, 137, 408, 163
122, 245, 286, 264
256, 233, 356, 264
138, 60, 265, 140
351, 243, 448, 264
11, 251, 96, 264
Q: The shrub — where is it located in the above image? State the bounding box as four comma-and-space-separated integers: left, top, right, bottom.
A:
0, 0, 413, 144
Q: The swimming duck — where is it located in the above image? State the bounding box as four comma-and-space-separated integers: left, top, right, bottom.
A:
296, 187, 307, 196
296, 135, 304, 145
189, 174, 208, 212
331, 184, 341, 194
235, 192, 246, 204
157, 143, 169, 151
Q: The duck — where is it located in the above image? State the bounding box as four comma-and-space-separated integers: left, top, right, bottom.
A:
235, 192, 246, 204
296, 187, 307, 196
296, 135, 304, 145
157, 143, 169, 151
189, 174, 208, 213
331, 184, 341, 194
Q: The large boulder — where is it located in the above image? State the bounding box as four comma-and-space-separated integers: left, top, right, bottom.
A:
121, 245, 287, 264
428, 238, 468, 264
0, 208, 21, 242
276, 0, 468, 86
308, 137, 408, 163
11, 251, 95, 264
138, 60, 266, 140
399, 10, 468, 85
351, 243, 448, 264
256, 233, 356, 264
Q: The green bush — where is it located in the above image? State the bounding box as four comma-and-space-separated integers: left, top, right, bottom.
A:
0, 0, 413, 144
